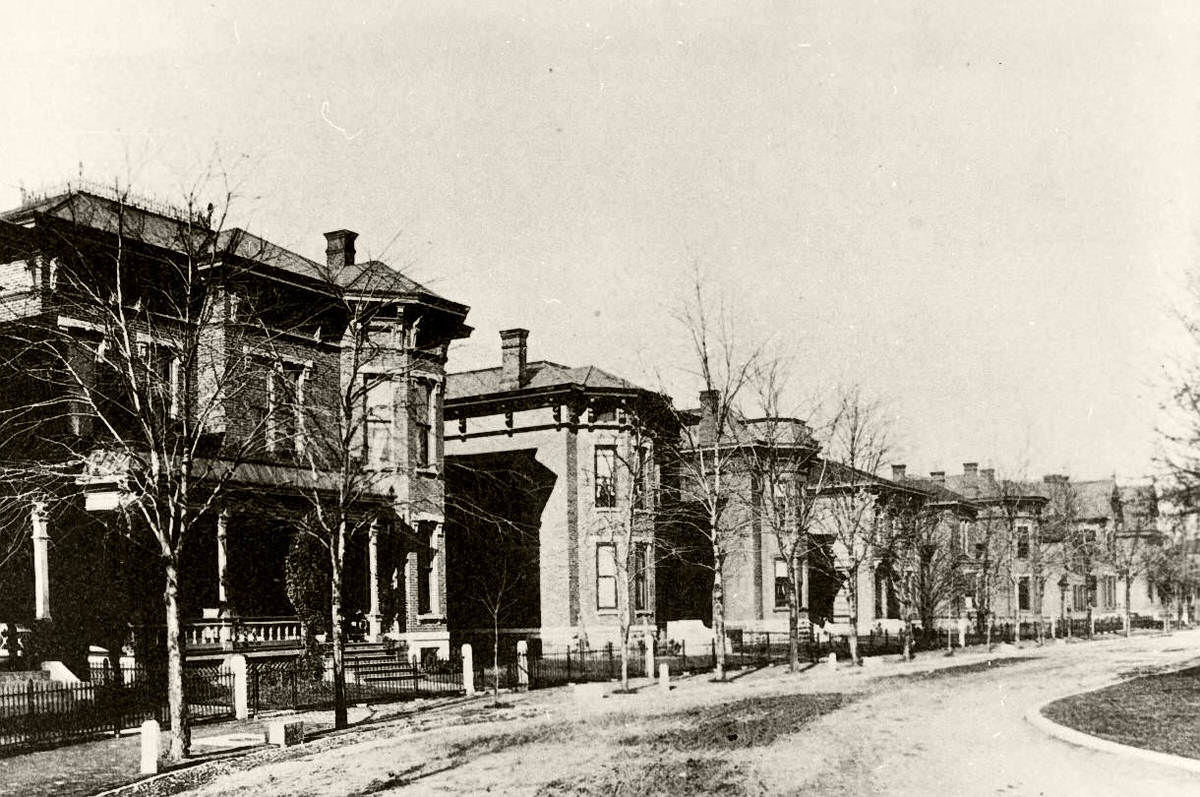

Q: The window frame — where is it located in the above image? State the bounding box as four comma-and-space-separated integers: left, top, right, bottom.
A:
594, 445, 618, 509
633, 542, 649, 612
362, 373, 393, 467
596, 542, 618, 610
774, 558, 790, 609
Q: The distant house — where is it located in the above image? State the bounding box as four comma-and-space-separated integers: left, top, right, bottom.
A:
442, 329, 677, 648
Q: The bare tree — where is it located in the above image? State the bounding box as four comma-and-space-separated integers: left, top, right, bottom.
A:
0, 178, 277, 760
591, 403, 669, 691
666, 271, 761, 680
279, 246, 465, 729
890, 503, 969, 655
1110, 485, 1161, 636
1045, 478, 1102, 638
814, 386, 893, 665
743, 363, 823, 672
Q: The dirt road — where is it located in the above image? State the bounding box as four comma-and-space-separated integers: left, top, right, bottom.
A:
168, 632, 1200, 796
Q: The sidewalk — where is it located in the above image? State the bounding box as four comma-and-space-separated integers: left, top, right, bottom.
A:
0, 629, 1182, 797
0, 695, 472, 797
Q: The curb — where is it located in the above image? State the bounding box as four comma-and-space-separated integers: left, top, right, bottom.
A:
1024, 675, 1200, 776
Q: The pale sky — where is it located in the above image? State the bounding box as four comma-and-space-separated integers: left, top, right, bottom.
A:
2, 2, 1197, 482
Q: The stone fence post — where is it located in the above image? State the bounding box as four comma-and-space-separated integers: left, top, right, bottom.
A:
516, 640, 529, 691
228, 653, 249, 720
462, 644, 475, 696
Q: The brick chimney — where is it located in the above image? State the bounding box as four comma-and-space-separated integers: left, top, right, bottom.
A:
891, 464, 907, 481
698, 390, 720, 445
963, 462, 978, 486
324, 229, 358, 269
930, 471, 946, 485
981, 467, 995, 483
499, 328, 529, 390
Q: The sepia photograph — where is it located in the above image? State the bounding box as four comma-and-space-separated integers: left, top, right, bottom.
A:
0, 2, 1197, 795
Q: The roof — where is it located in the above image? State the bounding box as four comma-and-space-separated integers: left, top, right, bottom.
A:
2, 189, 456, 306
446, 360, 644, 401
896, 476, 975, 507
941, 473, 1048, 504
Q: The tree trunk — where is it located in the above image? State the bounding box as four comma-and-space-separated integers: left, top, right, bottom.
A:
620, 633, 629, 693
712, 564, 726, 680
787, 557, 801, 673
330, 522, 347, 730
163, 559, 190, 762
1123, 576, 1132, 637
847, 575, 860, 665
492, 616, 500, 702
902, 615, 913, 661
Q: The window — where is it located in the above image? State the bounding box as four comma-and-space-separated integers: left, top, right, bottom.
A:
246, 359, 270, 454
595, 446, 617, 508
270, 362, 304, 455
1018, 576, 1030, 611
363, 375, 392, 466
1016, 526, 1030, 560
411, 379, 434, 467
633, 446, 653, 510
417, 522, 434, 615
633, 543, 649, 612
596, 543, 617, 609
774, 559, 790, 609
139, 342, 180, 419
1072, 584, 1088, 612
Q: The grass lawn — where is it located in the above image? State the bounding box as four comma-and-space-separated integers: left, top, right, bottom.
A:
1042, 665, 1200, 759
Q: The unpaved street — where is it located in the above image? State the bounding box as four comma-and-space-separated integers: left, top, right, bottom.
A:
168, 632, 1200, 796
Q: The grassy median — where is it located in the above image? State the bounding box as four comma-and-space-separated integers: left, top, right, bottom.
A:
1042, 665, 1200, 759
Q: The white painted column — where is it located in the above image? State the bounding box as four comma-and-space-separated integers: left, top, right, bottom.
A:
31, 502, 50, 620
216, 508, 230, 608
800, 556, 810, 611
368, 518, 383, 640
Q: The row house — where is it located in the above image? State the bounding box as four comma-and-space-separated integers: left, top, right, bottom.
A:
0, 186, 469, 665
442, 329, 677, 648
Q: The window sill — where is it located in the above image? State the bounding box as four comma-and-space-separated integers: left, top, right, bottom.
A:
417, 614, 446, 623
416, 466, 440, 477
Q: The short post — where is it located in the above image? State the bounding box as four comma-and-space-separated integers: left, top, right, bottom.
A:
658, 662, 669, 693
958, 619, 967, 648
1089, 615, 1096, 639
1050, 617, 1056, 639
1163, 616, 1169, 634
516, 640, 529, 691
229, 653, 249, 720
140, 719, 160, 775
644, 636, 654, 679
462, 644, 475, 696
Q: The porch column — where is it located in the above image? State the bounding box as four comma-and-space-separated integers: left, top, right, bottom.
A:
800, 556, 810, 611
368, 519, 383, 640
31, 501, 50, 620
216, 508, 230, 610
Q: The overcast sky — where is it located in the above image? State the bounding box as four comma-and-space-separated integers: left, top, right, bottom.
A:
2, 2, 1196, 481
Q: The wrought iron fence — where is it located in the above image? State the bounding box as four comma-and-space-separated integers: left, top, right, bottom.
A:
248, 656, 465, 714
0, 663, 233, 756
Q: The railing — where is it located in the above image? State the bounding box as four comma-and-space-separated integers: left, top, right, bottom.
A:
0, 625, 29, 667
182, 617, 303, 651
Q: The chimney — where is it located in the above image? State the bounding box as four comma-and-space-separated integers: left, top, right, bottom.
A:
981, 468, 995, 483
930, 471, 946, 485
963, 462, 978, 485
324, 229, 358, 269
499, 328, 529, 390
698, 390, 720, 445
891, 464, 907, 481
